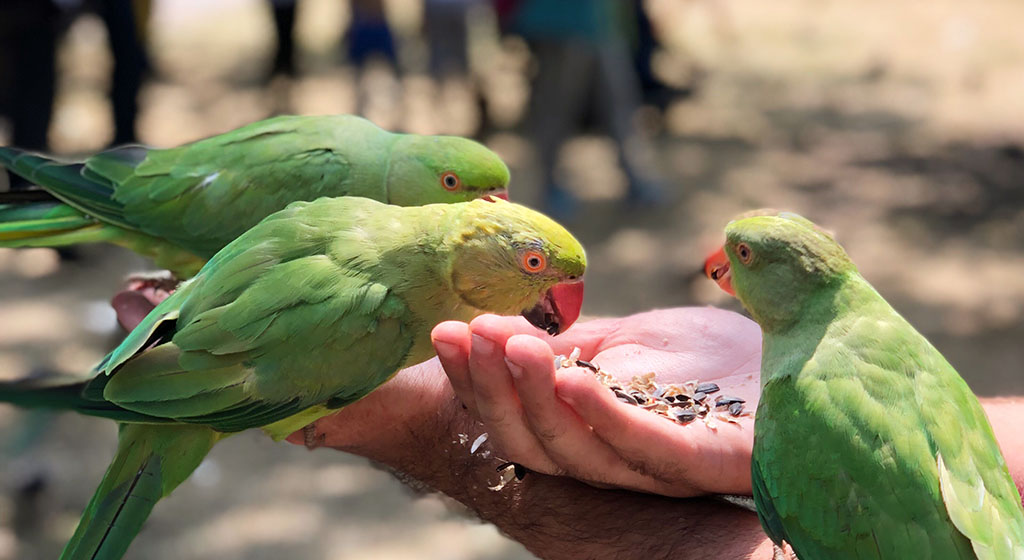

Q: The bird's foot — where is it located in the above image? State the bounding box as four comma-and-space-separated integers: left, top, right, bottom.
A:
303, 423, 326, 450
772, 543, 795, 560
123, 270, 181, 294
111, 271, 181, 331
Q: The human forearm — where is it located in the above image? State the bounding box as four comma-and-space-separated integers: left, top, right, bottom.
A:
375, 391, 772, 560
303, 359, 772, 560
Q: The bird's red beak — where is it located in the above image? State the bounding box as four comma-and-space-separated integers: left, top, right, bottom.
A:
482, 190, 509, 202
704, 246, 735, 296
522, 279, 584, 335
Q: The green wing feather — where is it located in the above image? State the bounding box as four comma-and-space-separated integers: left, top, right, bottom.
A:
60, 423, 219, 560
114, 115, 387, 257
0, 116, 392, 275
95, 199, 415, 433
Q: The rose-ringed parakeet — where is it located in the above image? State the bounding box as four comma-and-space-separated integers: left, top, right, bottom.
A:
0, 196, 585, 560
704, 212, 1024, 559
0, 114, 510, 277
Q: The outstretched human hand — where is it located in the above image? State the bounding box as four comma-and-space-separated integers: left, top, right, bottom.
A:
430, 307, 763, 497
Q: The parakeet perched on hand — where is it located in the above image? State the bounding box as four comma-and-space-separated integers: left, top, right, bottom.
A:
0, 114, 510, 277
0, 196, 585, 560
704, 212, 1024, 559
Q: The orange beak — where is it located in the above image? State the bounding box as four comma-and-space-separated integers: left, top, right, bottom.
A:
704, 246, 735, 296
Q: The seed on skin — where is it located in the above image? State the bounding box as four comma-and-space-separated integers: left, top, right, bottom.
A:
614, 390, 638, 405
671, 409, 697, 424
696, 382, 720, 394
632, 392, 648, 405
715, 395, 746, 408
729, 402, 745, 416
693, 391, 707, 402
575, 359, 599, 372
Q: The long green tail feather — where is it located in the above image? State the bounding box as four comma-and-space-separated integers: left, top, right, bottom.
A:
0, 146, 132, 228
0, 378, 170, 424
0, 202, 108, 244
0, 201, 205, 277
60, 423, 220, 560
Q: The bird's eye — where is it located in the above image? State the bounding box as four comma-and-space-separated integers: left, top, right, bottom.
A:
441, 172, 460, 191
736, 243, 753, 265
521, 250, 546, 273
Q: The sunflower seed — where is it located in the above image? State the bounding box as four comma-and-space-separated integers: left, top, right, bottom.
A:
696, 382, 720, 394
715, 395, 746, 408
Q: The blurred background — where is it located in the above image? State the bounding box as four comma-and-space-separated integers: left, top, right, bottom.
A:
1, 0, 1023, 558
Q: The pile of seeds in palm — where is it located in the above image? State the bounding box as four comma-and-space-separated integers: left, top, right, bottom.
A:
555, 348, 750, 428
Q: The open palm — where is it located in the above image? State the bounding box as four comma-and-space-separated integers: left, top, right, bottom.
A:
430, 307, 763, 497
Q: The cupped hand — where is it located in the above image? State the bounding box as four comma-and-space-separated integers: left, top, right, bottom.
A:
430, 307, 763, 497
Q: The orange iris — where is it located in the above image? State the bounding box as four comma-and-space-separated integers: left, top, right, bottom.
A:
521, 251, 546, 273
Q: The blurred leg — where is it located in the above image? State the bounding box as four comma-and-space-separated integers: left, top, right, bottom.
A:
8, 2, 59, 151
270, 0, 297, 76
527, 39, 595, 217
100, 0, 149, 145
594, 39, 665, 205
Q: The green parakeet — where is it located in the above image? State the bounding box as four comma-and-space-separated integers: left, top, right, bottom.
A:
0, 196, 585, 560
0, 114, 511, 277
704, 212, 1024, 559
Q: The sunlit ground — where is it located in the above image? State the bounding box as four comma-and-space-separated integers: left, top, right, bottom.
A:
2, 0, 1024, 558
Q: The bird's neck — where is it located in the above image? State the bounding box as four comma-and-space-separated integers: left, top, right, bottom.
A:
759, 275, 890, 387
384, 207, 482, 366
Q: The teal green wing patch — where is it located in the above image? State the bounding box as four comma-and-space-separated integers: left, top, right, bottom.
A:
751, 455, 789, 548
83, 145, 149, 185
97, 283, 187, 376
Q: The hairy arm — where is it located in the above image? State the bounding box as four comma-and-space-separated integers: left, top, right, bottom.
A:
299, 359, 775, 560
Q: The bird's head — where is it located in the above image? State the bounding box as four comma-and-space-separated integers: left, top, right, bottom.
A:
704, 210, 855, 330
386, 134, 510, 206
446, 199, 586, 335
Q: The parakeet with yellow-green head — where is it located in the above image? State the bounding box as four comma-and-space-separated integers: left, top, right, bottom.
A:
0, 196, 585, 560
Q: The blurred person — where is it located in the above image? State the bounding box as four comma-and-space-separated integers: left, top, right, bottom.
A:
0, 0, 149, 152
0, 0, 61, 153
504, 0, 666, 218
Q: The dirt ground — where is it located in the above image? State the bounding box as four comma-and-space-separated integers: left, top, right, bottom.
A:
2, 0, 1024, 558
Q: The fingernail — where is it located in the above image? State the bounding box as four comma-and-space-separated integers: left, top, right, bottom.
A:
504, 357, 524, 379
471, 334, 497, 356
434, 340, 460, 361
